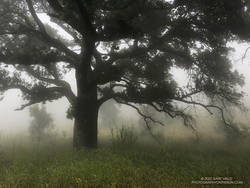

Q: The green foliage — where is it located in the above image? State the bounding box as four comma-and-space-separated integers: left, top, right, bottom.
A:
29, 104, 54, 143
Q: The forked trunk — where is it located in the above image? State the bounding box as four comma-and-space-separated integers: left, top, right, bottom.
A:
73, 85, 99, 149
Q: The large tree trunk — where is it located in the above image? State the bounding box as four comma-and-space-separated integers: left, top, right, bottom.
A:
72, 26, 97, 149
73, 84, 99, 149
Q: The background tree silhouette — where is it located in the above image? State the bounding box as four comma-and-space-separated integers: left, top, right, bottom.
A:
29, 104, 54, 143
0, 0, 250, 148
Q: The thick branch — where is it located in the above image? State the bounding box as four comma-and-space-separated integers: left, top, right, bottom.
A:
73, 0, 95, 35
35, 31, 80, 63
97, 83, 127, 106
15, 86, 65, 110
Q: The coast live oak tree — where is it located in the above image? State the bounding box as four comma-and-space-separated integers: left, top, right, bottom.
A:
0, 0, 250, 148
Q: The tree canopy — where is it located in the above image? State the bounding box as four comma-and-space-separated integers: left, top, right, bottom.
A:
0, 0, 250, 147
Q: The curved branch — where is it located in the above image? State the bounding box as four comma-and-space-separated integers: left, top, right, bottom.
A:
35, 31, 80, 63
172, 98, 240, 132
1, 78, 75, 110
114, 98, 164, 126
20, 1, 80, 64
26, 0, 47, 33
23, 66, 76, 104
14, 86, 65, 111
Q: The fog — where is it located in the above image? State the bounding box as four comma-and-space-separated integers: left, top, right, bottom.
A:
0, 13, 249, 144
1, 40, 250, 143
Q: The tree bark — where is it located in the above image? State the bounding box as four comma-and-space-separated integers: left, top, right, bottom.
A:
73, 37, 98, 149
72, 11, 97, 148
73, 84, 99, 149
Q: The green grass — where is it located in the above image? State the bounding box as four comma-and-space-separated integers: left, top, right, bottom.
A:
0, 136, 249, 188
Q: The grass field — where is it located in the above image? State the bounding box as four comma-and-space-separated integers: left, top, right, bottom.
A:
0, 133, 249, 188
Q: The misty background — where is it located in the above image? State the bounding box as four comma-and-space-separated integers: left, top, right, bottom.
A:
1, 39, 250, 141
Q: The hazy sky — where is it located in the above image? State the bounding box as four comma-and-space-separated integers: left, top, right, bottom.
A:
1, 14, 250, 135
